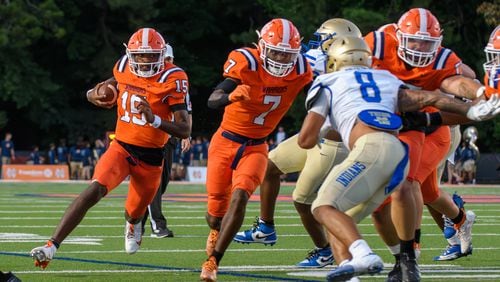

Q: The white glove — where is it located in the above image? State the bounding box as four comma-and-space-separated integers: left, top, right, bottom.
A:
466, 94, 500, 121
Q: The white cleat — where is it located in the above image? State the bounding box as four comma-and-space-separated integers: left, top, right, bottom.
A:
457, 210, 476, 254
125, 221, 142, 254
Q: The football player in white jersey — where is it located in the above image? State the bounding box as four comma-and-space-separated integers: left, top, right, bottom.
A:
233, 19, 360, 268
299, 36, 500, 282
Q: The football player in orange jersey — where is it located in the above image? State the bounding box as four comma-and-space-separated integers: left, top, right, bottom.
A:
233, 18, 360, 269
484, 25, 500, 99
30, 28, 191, 269
200, 18, 312, 281
364, 8, 491, 281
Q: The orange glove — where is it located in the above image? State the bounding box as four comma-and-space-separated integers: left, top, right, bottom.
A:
228, 85, 251, 102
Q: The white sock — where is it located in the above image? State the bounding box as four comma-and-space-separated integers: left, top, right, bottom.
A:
349, 239, 372, 259
388, 244, 400, 255
339, 259, 350, 267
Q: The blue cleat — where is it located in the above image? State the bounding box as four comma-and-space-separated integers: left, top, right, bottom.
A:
326, 253, 383, 282
296, 246, 334, 268
433, 244, 473, 261
233, 217, 277, 245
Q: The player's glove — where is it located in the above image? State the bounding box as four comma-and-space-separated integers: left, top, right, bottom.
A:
466, 94, 500, 121
228, 85, 251, 102
400, 112, 427, 129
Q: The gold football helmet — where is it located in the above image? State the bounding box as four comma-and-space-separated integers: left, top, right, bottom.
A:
310, 18, 362, 52
326, 36, 372, 72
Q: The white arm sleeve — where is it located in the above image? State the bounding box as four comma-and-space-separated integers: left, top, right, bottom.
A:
307, 88, 330, 118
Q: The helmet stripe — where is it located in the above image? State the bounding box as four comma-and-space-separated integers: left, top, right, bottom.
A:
141, 28, 150, 47
280, 19, 291, 45
418, 8, 427, 34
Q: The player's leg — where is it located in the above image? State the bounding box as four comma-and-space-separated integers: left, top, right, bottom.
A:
316, 133, 406, 281
419, 126, 475, 255
234, 134, 306, 245
30, 142, 131, 268
423, 172, 475, 255
431, 125, 466, 260
124, 160, 162, 254
378, 130, 422, 281
202, 140, 267, 281
203, 131, 233, 257
294, 139, 348, 267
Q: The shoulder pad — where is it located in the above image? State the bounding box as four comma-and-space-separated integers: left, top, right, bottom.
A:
157, 66, 185, 83
116, 55, 128, 73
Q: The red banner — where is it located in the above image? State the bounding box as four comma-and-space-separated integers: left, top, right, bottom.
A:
1, 165, 69, 180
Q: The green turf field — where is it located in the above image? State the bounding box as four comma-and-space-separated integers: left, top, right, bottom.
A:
1, 181, 499, 281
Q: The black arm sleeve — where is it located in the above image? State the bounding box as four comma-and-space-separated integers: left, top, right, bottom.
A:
215, 78, 238, 94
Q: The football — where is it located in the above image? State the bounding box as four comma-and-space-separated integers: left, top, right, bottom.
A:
96, 82, 118, 103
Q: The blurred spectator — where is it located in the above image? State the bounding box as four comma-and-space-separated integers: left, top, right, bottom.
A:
47, 143, 57, 164
57, 138, 69, 165
200, 136, 209, 166
457, 140, 478, 184
267, 138, 277, 151
171, 138, 184, 180
93, 139, 106, 164
81, 140, 93, 180
0, 132, 15, 164
69, 138, 84, 180
28, 145, 41, 164
181, 141, 192, 168
275, 126, 286, 144
191, 137, 203, 166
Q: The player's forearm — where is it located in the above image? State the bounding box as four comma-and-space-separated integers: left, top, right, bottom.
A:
439, 112, 473, 125
440, 75, 481, 100
207, 89, 230, 109
398, 89, 469, 115
159, 121, 191, 139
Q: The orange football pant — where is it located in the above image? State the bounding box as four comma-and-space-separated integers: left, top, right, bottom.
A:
206, 128, 268, 217
417, 126, 451, 203
92, 141, 162, 219
374, 130, 425, 212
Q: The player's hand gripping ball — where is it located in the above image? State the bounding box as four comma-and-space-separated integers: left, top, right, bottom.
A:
96, 82, 118, 104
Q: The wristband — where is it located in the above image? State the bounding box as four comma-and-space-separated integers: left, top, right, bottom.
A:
150, 115, 162, 128
428, 112, 443, 126
476, 86, 485, 98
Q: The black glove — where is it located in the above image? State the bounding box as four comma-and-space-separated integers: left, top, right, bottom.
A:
400, 111, 427, 132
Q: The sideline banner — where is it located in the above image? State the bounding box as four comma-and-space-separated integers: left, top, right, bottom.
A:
1, 165, 69, 180
186, 166, 207, 183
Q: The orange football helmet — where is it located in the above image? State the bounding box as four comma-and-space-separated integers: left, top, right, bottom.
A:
126, 28, 167, 77
396, 8, 443, 67
484, 67, 500, 99
258, 18, 302, 77
483, 25, 500, 74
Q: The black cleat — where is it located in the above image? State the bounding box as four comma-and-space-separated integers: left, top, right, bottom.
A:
386, 256, 402, 282
400, 253, 420, 282
150, 228, 174, 238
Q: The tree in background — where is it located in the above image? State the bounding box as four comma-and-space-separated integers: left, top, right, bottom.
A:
0, 0, 498, 152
